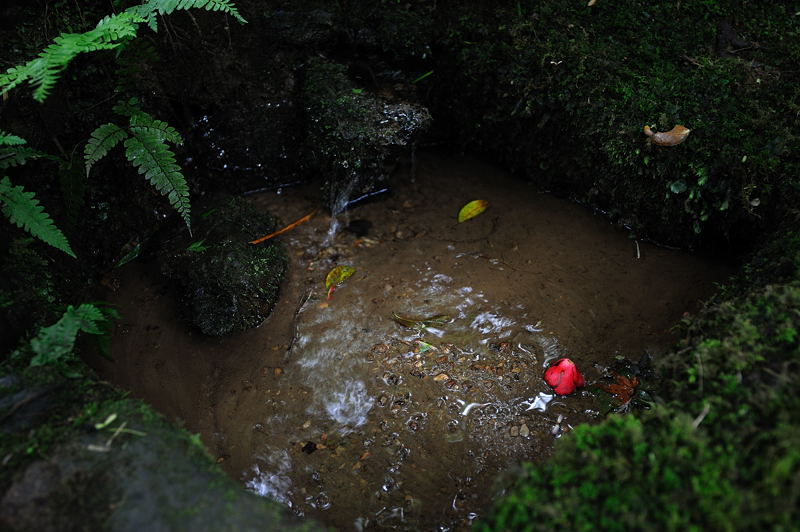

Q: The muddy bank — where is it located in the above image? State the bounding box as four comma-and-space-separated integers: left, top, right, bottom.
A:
88, 153, 729, 530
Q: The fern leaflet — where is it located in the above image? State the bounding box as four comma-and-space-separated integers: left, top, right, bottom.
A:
84, 123, 128, 176
0, 177, 76, 257
129, 0, 247, 32
29, 303, 113, 367
129, 117, 182, 145
0, 146, 54, 169
124, 129, 191, 232
0, 11, 142, 102
115, 99, 182, 144
0, 130, 26, 146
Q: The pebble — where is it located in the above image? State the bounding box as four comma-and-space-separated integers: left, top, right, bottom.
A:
433, 373, 449, 382
509, 426, 520, 437
520, 424, 530, 437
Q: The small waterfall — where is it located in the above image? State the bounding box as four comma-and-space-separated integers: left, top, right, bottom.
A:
324, 171, 357, 246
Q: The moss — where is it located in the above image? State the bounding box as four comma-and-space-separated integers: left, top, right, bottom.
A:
303, 57, 431, 210
427, 0, 800, 248
160, 196, 288, 336
480, 228, 800, 530
480, 412, 740, 531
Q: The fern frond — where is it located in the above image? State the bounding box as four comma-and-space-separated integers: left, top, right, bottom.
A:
129, 116, 182, 145
0, 11, 142, 102
0, 146, 54, 169
129, 0, 247, 31
124, 129, 191, 231
29, 303, 110, 366
84, 123, 128, 176
0, 130, 26, 146
0, 176, 76, 257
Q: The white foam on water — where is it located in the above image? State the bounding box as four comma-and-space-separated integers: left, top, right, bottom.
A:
470, 311, 515, 336
319, 378, 374, 430
245, 449, 293, 506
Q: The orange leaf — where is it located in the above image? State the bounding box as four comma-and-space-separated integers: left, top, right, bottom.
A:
643, 125, 691, 146
457, 200, 488, 222
599, 373, 639, 403
249, 209, 318, 245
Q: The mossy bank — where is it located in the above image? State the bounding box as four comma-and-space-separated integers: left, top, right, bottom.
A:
2, 0, 800, 530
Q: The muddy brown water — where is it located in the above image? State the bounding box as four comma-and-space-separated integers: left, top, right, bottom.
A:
88, 153, 731, 531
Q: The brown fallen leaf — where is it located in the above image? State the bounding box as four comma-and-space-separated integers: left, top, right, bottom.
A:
643, 125, 691, 146
599, 372, 639, 403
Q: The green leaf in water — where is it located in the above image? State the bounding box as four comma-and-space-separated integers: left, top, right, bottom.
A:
392, 312, 451, 330
417, 340, 435, 353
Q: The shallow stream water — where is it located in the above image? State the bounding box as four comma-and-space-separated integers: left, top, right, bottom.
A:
88, 153, 730, 530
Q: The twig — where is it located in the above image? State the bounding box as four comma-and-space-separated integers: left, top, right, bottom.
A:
691, 402, 711, 429
284, 289, 313, 362
695, 350, 704, 395
250, 209, 318, 245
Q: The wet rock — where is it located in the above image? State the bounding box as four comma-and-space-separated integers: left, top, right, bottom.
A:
160, 196, 287, 336
0, 399, 315, 532
0, 382, 59, 435
302, 58, 432, 212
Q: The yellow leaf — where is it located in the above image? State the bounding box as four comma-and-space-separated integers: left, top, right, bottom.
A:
457, 200, 488, 222
325, 265, 355, 289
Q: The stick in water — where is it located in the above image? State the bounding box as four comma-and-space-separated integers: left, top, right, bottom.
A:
250, 209, 318, 245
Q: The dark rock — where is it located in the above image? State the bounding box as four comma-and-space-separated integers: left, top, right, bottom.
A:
302, 58, 432, 213
263, 10, 336, 47
0, 399, 316, 532
160, 196, 287, 336
0, 384, 59, 435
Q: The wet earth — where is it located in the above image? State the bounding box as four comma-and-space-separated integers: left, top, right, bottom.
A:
88, 153, 731, 530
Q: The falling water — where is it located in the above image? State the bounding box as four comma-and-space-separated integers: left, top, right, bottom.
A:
324, 171, 357, 246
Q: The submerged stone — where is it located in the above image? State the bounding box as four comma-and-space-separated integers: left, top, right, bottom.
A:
160, 196, 287, 336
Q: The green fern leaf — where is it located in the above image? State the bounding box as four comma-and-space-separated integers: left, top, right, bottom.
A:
0, 11, 142, 102
85, 122, 128, 176
124, 129, 192, 231
129, 116, 182, 145
0, 176, 76, 257
0, 130, 26, 146
29, 303, 111, 366
0, 146, 53, 169
129, 0, 247, 29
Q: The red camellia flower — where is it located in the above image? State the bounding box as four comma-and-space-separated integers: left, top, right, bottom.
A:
544, 358, 586, 395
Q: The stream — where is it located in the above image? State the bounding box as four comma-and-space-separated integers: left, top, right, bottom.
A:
88, 152, 730, 530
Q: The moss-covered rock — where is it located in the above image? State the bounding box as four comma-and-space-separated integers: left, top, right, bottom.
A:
479, 229, 800, 530
160, 196, 286, 336
424, 1, 800, 248
303, 58, 431, 211
0, 375, 316, 531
